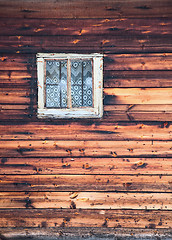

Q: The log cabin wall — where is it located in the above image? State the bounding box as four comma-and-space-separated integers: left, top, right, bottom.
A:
0, 0, 172, 238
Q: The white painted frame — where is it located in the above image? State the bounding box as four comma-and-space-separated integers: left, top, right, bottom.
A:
37, 53, 103, 119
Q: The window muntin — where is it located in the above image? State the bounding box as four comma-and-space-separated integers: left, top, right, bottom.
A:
37, 53, 103, 118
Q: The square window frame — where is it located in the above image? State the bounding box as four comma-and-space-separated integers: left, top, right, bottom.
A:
37, 53, 103, 119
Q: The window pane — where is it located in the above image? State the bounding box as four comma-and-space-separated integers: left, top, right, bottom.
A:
71, 60, 93, 108
45, 60, 67, 108
83, 60, 93, 107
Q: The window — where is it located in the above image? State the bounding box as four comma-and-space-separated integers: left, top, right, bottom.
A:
37, 53, 103, 118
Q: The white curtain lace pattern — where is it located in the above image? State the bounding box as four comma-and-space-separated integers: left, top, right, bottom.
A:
45, 59, 93, 109
46, 60, 67, 108
71, 60, 93, 108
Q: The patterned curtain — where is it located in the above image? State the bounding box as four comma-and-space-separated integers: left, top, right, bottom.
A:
46, 60, 67, 108
45, 59, 93, 109
71, 60, 93, 108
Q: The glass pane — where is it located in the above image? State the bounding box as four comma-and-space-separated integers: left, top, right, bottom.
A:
83, 60, 93, 107
45, 60, 67, 108
71, 60, 92, 108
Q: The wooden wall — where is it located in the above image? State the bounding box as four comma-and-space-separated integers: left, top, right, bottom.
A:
0, 0, 172, 238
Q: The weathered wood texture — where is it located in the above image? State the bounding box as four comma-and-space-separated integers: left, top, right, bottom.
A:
0, 0, 171, 18
0, 18, 172, 37
0, 35, 171, 54
1, 122, 172, 140
0, 175, 171, 192
1, 192, 172, 209
1, 209, 171, 228
2, 140, 172, 158
0, 18, 172, 54
0, 18, 171, 54
1, 157, 171, 175
0, 53, 172, 121
0, 0, 172, 235
1, 228, 172, 240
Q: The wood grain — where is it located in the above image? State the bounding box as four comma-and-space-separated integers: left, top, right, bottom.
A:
1, 140, 172, 157
104, 54, 172, 71
0, 174, 171, 192
104, 71, 172, 87
0, 157, 171, 175
0, 0, 171, 18
103, 105, 172, 121
0, 191, 171, 210
1, 122, 172, 141
1, 0, 172, 233
104, 88, 172, 104
0, 209, 171, 228
0, 18, 172, 37
0, 35, 171, 54
1, 228, 172, 239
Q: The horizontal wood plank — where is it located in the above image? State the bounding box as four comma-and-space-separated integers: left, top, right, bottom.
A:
103, 105, 172, 121
0, 18, 172, 37
1, 228, 172, 239
0, 191, 171, 210
0, 0, 171, 18
2, 140, 172, 157
104, 113, 172, 122
105, 104, 172, 112
0, 70, 33, 79
104, 104, 172, 121
0, 35, 171, 54
104, 70, 172, 88
104, 54, 172, 71
0, 93, 30, 104
1, 157, 171, 175
0, 209, 171, 228
1, 121, 172, 141
104, 88, 172, 104
0, 174, 171, 192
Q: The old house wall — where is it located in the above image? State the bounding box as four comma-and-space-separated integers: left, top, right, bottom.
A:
0, 0, 171, 238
